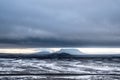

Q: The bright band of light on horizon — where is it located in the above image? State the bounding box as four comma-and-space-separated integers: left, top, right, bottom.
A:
0, 48, 120, 54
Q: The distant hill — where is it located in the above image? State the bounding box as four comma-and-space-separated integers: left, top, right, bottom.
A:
44, 52, 76, 59
57, 49, 84, 55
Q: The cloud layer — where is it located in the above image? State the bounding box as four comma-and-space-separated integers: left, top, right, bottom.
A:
0, 0, 120, 47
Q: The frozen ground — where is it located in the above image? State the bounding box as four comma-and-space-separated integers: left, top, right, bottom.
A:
0, 58, 120, 79
0, 75, 120, 80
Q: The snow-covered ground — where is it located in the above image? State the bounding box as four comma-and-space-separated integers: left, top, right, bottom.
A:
0, 58, 120, 79
0, 75, 120, 80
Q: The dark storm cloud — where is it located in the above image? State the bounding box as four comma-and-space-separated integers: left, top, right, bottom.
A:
0, 0, 120, 47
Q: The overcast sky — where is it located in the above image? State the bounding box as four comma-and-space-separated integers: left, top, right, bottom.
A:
0, 0, 120, 48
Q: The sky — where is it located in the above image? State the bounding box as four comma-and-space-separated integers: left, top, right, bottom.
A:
0, 0, 120, 48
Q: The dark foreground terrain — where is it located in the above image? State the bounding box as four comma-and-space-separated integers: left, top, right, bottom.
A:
0, 58, 120, 80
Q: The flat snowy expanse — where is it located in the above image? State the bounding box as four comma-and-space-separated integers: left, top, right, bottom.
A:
0, 58, 120, 79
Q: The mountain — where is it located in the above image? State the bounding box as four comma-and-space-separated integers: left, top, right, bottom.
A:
43, 49, 85, 59
57, 49, 84, 55
45, 52, 75, 59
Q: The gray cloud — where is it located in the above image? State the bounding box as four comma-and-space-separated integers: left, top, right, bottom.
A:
0, 0, 120, 47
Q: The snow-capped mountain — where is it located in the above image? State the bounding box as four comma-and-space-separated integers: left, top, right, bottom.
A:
57, 49, 84, 55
